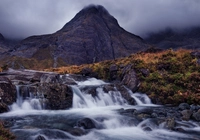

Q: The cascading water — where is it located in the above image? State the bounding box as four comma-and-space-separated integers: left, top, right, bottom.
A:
10, 85, 44, 111
0, 76, 199, 140
72, 86, 127, 108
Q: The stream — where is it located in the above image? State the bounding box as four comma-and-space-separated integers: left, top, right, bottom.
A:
0, 77, 200, 140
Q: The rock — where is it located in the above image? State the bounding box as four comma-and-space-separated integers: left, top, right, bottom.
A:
165, 117, 175, 130
80, 67, 98, 78
0, 102, 9, 113
140, 68, 150, 77
178, 103, 190, 111
181, 110, 192, 121
116, 85, 135, 105
0, 77, 16, 113
192, 109, 200, 121
77, 118, 97, 129
109, 64, 118, 81
67, 128, 86, 136
121, 65, 139, 92
35, 135, 46, 140
59, 75, 77, 85
38, 83, 73, 110
191, 51, 200, 59
40, 73, 60, 83
190, 104, 200, 111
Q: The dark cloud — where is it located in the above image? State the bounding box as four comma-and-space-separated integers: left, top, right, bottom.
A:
0, 0, 199, 39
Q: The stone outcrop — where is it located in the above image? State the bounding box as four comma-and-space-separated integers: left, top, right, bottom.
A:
0, 77, 16, 113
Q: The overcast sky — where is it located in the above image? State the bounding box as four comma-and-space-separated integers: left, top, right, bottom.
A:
0, 0, 200, 39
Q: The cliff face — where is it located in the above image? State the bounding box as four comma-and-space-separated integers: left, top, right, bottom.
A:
7, 5, 147, 68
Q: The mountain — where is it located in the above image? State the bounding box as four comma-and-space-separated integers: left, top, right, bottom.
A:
2, 5, 147, 69
145, 27, 200, 50
0, 33, 9, 54
0, 33, 4, 42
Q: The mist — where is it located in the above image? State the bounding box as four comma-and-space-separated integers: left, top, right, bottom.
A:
0, 0, 199, 39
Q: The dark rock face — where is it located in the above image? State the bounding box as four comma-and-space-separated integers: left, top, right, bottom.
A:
6, 5, 146, 69
39, 83, 73, 110
121, 65, 139, 92
0, 77, 16, 113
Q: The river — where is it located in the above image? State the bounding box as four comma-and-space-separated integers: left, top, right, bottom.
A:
0, 77, 199, 140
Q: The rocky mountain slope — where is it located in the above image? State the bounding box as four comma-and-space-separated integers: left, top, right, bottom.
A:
0, 5, 147, 69
145, 27, 200, 50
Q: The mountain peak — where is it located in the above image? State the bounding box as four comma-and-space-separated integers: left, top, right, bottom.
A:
80, 5, 110, 16
60, 5, 119, 31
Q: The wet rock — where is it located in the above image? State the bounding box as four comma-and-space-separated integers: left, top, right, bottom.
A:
59, 75, 77, 85
181, 110, 192, 121
38, 83, 73, 110
121, 65, 139, 92
165, 117, 175, 130
116, 85, 135, 105
0, 102, 9, 113
0, 77, 16, 113
77, 118, 97, 129
67, 128, 86, 136
190, 104, 200, 111
178, 103, 190, 111
192, 109, 200, 121
81, 86, 97, 97
40, 73, 60, 83
35, 135, 46, 140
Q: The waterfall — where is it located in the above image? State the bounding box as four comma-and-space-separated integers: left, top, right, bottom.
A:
125, 87, 155, 106
10, 85, 45, 111
1, 76, 199, 140
72, 86, 127, 108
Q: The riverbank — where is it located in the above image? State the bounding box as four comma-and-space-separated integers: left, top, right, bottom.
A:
46, 49, 200, 105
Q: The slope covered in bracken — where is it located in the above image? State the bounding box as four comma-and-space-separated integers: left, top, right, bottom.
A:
47, 49, 200, 105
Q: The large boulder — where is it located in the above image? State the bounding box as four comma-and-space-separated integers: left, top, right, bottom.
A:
0, 77, 16, 113
38, 83, 73, 110
192, 109, 200, 121
120, 65, 139, 92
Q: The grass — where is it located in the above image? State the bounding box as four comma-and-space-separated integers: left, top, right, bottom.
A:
45, 49, 200, 105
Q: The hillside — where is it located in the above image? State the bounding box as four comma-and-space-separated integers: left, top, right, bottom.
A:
145, 27, 200, 50
46, 49, 200, 105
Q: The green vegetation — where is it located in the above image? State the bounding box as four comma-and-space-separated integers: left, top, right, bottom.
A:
47, 49, 200, 105
0, 121, 15, 140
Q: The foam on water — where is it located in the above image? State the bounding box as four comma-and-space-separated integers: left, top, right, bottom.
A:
1, 76, 199, 140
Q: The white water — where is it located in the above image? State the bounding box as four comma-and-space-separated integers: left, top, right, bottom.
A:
0, 77, 199, 140
72, 86, 127, 108
10, 85, 44, 111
